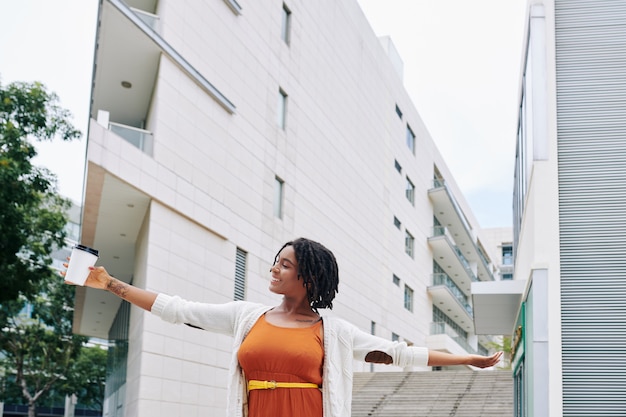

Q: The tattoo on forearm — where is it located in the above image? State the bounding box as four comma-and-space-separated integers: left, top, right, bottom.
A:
108, 279, 130, 298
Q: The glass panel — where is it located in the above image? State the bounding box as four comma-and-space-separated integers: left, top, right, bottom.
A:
109, 123, 154, 156
406, 125, 415, 153
277, 89, 287, 129
274, 177, 284, 218
404, 285, 413, 311
405, 178, 414, 204
281, 4, 291, 44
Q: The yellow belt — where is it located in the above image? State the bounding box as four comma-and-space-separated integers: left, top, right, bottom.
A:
247, 380, 319, 391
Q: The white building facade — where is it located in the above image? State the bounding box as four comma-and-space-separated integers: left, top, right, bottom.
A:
74, 1, 500, 416
474, 1, 626, 416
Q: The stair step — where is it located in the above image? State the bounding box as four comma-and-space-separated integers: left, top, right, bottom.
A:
351, 370, 513, 417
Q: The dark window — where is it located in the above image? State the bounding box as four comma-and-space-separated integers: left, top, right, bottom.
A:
394, 159, 402, 173
392, 274, 400, 286
395, 104, 403, 119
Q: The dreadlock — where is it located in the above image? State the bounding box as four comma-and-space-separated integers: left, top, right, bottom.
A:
273, 238, 339, 311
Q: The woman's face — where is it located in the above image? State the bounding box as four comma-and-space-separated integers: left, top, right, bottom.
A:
269, 245, 306, 297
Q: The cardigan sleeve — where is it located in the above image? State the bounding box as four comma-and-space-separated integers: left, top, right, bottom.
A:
151, 293, 250, 336
346, 319, 429, 368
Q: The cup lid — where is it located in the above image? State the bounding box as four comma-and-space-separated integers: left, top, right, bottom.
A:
75, 244, 99, 257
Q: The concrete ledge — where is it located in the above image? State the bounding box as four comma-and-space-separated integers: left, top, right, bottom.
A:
471, 280, 527, 335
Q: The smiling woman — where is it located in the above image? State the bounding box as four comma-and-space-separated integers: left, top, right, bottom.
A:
63, 237, 502, 417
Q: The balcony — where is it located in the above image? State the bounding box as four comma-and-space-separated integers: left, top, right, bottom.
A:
428, 226, 477, 294
426, 322, 477, 357
429, 273, 473, 318
91, 0, 235, 133
429, 179, 495, 281
429, 273, 473, 333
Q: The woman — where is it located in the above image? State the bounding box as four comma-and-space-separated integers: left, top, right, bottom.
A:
64, 237, 502, 417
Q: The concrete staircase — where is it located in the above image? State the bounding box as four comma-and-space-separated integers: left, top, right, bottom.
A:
351, 370, 513, 417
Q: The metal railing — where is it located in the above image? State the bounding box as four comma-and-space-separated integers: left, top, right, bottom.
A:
431, 179, 495, 281
430, 322, 476, 354
431, 273, 473, 316
432, 226, 479, 282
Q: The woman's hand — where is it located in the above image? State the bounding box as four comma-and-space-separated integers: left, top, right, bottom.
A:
62, 259, 158, 311
468, 351, 503, 368
62, 259, 112, 290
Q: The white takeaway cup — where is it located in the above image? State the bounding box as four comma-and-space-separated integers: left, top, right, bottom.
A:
65, 244, 99, 286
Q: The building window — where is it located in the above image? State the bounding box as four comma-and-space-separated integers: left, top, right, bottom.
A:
274, 176, 284, 218
406, 124, 415, 154
392, 332, 400, 342
234, 247, 247, 300
395, 104, 403, 119
405, 230, 414, 258
394, 159, 402, 173
281, 3, 291, 45
502, 273, 513, 280
393, 216, 401, 229
404, 284, 414, 312
392, 274, 400, 286
502, 244, 513, 265
278, 88, 288, 129
405, 177, 415, 205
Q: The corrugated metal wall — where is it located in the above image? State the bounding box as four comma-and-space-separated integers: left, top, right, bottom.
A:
556, 1, 626, 415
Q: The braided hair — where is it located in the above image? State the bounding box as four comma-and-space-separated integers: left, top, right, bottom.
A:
274, 237, 339, 311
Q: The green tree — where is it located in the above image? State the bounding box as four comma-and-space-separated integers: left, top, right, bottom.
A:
0, 279, 89, 417
486, 335, 512, 370
64, 345, 108, 413
0, 79, 86, 417
0, 80, 80, 303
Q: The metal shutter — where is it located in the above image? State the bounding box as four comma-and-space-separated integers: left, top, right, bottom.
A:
556, 1, 626, 415
233, 247, 247, 301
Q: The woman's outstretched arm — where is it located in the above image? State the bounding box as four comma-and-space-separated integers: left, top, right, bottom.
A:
63, 264, 158, 312
427, 350, 503, 368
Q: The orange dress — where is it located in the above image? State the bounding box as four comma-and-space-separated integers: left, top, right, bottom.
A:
238, 315, 324, 417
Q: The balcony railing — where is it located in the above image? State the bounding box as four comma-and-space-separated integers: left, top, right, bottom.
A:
430, 322, 476, 354
109, 122, 154, 156
432, 226, 478, 282
431, 179, 495, 281
431, 178, 473, 237
432, 273, 473, 316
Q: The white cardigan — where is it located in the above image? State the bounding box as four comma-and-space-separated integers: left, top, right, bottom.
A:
151, 294, 429, 417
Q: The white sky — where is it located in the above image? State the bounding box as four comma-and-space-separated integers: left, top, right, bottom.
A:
0, 0, 527, 227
